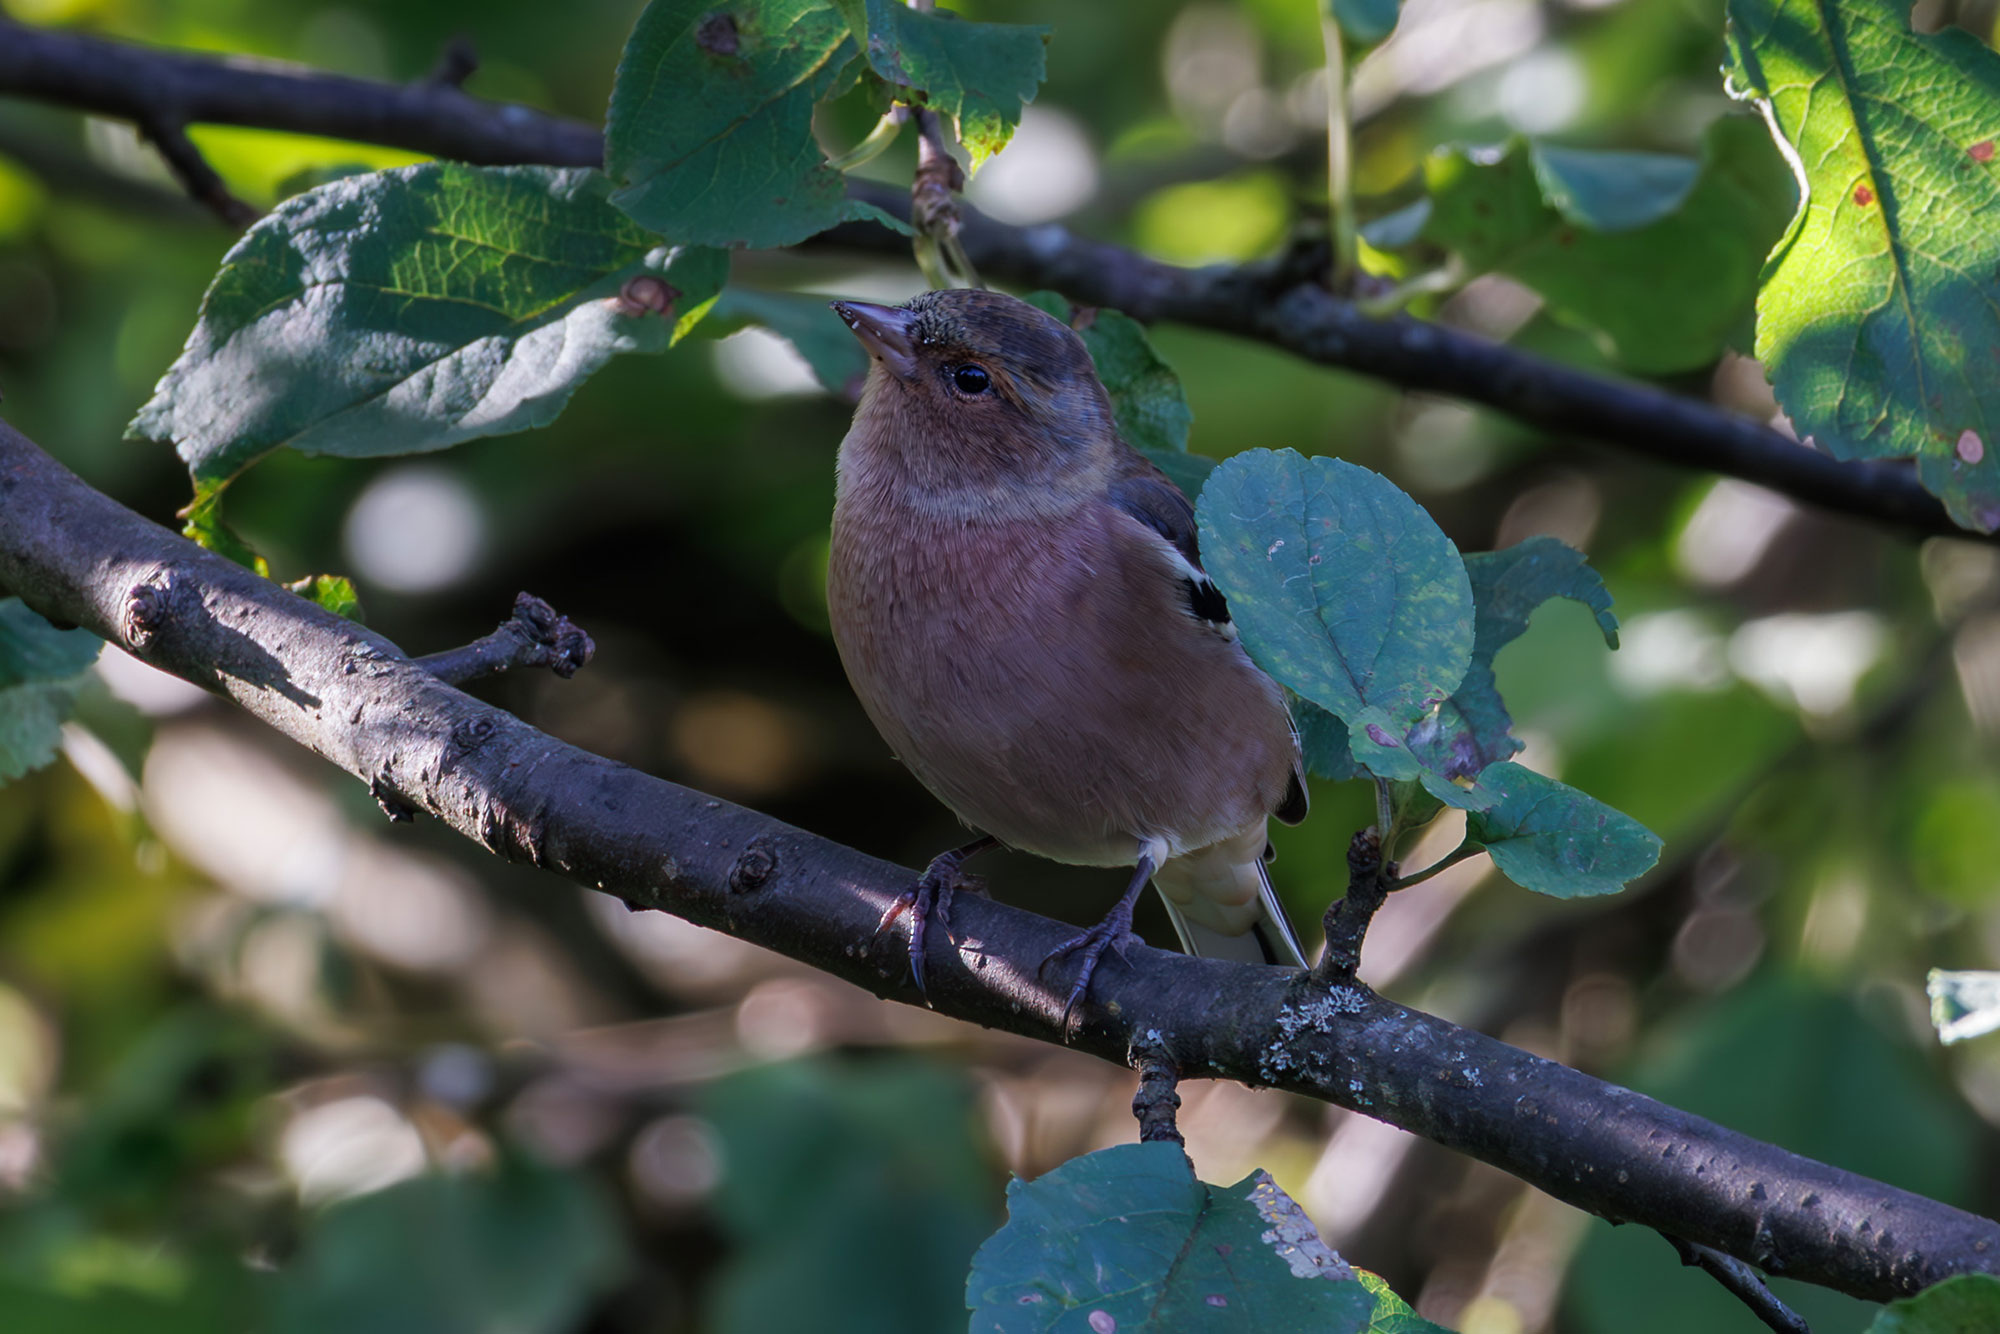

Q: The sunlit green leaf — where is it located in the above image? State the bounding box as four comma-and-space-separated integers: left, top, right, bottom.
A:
832, 0, 1048, 171
130, 165, 726, 486
968, 1142, 1374, 1332
1356, 1269, 1453, 1333
1429, 762, 1660, 897
1409, 537, 1617, 780
1421, 118, 1792, 373
1197, 449, 1474, 781
179, 482, 270, 577
284, 575, 363, 622
0, 598, 103, 786
1725, 0, 2000, 530
607, 0, 910, 247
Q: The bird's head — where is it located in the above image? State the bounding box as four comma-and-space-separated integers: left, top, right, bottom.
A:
830, 289, 1115, 498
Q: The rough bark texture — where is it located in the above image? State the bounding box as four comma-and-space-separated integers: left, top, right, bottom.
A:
3, 420, 1995, 1304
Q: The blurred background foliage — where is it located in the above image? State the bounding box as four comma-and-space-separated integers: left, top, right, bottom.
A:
2, 0, 1999, 1328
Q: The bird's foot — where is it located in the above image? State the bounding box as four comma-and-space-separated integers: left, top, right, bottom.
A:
1039, 900, 1141, 1030
876, 837, 995, 1001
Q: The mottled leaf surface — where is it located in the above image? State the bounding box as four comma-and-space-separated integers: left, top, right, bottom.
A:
1197, 449, 1474, 780
607, 0, 907, 247
1868, 1274, 2000, 1332
131, 165, 726, 485
1408, 537, 1617, 779
968, 1142, 1373, 1333
833, 0, 1048, 171
1725, 0, 2000, 530
1429, 762, 1660, 897
0, 599, 103, 785
1422, 119, 1792, 373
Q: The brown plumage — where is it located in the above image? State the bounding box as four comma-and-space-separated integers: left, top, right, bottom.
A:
826, 289, 1308, 1016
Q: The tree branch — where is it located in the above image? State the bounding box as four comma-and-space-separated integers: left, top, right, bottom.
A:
0, 21, 1973, 545
2, 418, 1995, 1305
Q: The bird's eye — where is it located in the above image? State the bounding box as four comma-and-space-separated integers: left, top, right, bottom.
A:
950, 364, 991, 395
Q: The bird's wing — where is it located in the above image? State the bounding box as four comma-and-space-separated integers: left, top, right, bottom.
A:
1107, 461, 1309, 827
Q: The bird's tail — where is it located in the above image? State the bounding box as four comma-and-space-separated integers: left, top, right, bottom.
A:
1158, 855, 1307, 967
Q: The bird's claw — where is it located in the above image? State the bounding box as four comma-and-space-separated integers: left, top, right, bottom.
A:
1040, 916, 1139, 1030
876, 850, 986, 1002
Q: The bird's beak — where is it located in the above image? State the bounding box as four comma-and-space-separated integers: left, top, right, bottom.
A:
830, 301, 920, 381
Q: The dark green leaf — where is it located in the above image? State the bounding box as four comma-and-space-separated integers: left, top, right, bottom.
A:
1421, 118, 1793, 373
1724, 0, 2000, 530
285, 575, 364, 622
1325, 0, 1401, 49
606, 0, 909, 248
831, 0, 1048, 171
1408, 537, 1617, 780
274, 1155, 625, 1334
131, 165, 726, 486
1294, 698, 1361, 782
1196, 449, 1474, 781
1869, 1274, 2000, 1333
0, 598, 104, 785
704, 1058, 992, 1334
1142, 447, 1219, 500
968, 1142, 1374, 1332
1427, 762, 1660, 897
709, 287, 870, 396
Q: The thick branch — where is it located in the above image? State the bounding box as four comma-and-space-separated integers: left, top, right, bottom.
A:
2, 420, 1994, 1304
0, 21, 1971, 544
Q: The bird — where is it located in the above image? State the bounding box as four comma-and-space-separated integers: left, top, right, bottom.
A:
825, 288, 1309, 1021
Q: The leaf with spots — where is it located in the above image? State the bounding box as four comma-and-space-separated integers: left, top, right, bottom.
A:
1196, 449, 1475, 781
1407, 537, 1618, 780
831, 0, 1049, 172
967, 1142, 1375, 1332
607, 0, 910, 247
1725, 0, 2000, 530
1417, 118, 1794, 374
130, 164, 728, 487
0, 598, 104, 786
1427, 762, 1660, 898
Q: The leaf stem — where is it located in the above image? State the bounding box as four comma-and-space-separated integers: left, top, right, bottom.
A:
1321, 15, 1357, 292
1391, 840, 1481, 890
826, 108, 906, 174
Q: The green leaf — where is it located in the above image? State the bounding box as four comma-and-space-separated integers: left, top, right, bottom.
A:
1868, 1275, 2000, 1333
0, 598, 104, 786
1927, 969, 2000, 1045
1355, 1269, 1453, 1333
1142, 447, 1219, 500
130, 165, 726, 486
1427, 762, 1660, 897
606, 0, 910, 248
1294, 698, 1362, 783
1325, 0, 1401, 49
285, 575, 364, 622
273, 1155, 626, 1334
1409, 537, 1617, 780
968, 1142, 1374, 1332
831, 0, 1048, 172
709, 287, 871, 396
179, 482, 270, 576
1421, 118, 1793, 373
1724, 0, 2000, 531
1196, 449, 1474, 781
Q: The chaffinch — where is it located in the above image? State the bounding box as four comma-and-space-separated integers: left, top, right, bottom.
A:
827, 289, 1308, 1017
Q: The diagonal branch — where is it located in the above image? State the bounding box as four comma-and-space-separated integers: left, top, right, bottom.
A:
1, 418, 1994, 1305
0, 19, 1972, 545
